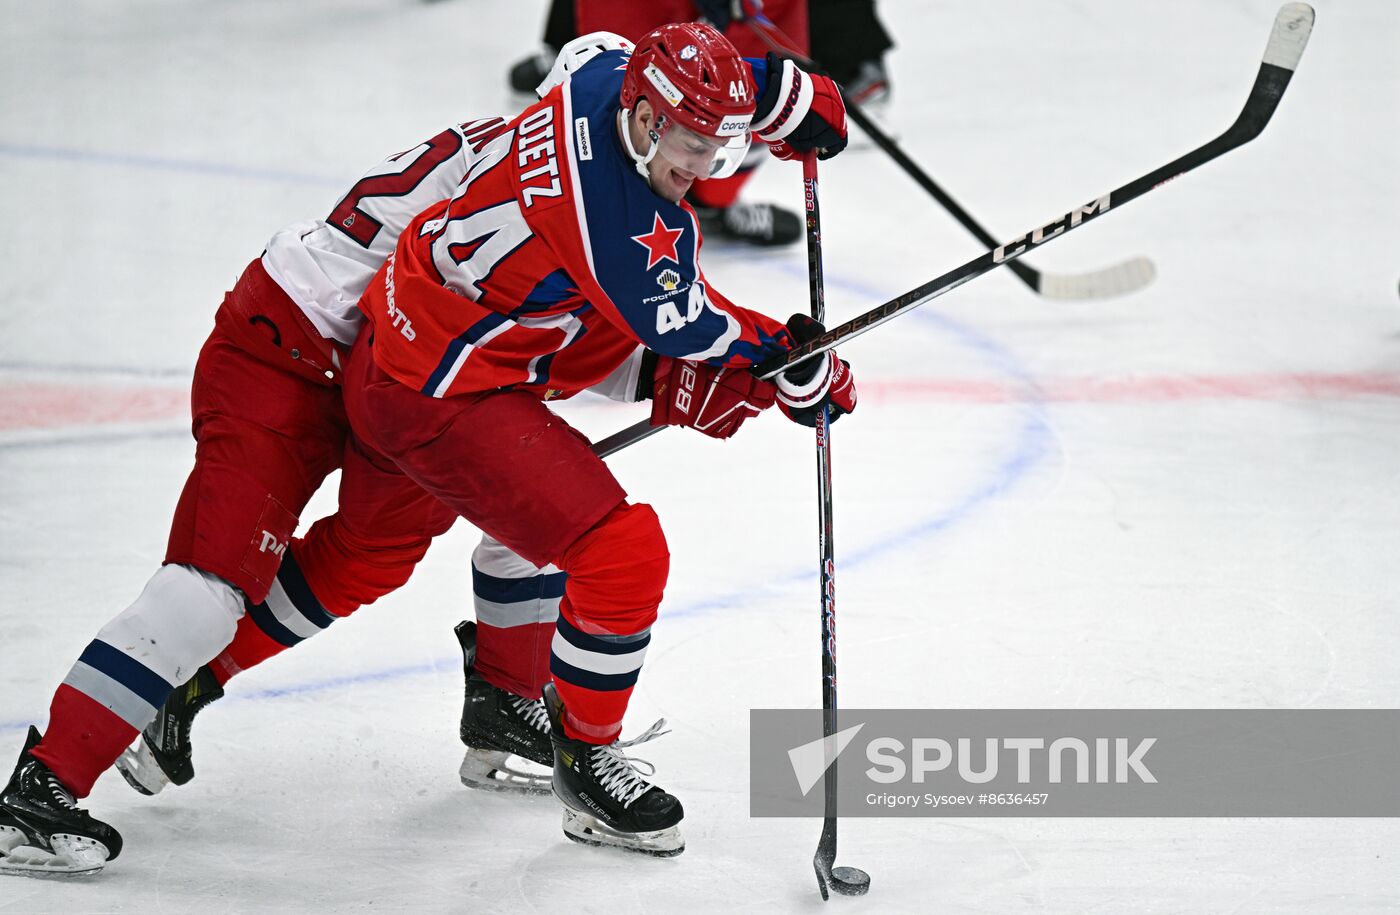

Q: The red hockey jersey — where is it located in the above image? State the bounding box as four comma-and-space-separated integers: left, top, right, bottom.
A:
358, 49, 792, 401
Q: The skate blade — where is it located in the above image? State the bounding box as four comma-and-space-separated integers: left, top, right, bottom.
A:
458, 748, 552, 796
560, 808, 685, 857
114, 739, 168, 796
0, 826, 109, 878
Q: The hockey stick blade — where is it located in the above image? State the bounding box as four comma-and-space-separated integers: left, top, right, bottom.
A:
1034, 255, 1156, 301
592, 4, 1313, 459
815, 819, 871, 899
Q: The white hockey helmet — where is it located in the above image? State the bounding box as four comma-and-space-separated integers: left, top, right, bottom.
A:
536, 31, 636, 98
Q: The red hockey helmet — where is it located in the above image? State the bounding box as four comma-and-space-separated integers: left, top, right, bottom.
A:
619, 22, 755, 179
621, 22, 756, 139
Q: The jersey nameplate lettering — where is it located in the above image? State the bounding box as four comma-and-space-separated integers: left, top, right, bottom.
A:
517, 107, 563, 208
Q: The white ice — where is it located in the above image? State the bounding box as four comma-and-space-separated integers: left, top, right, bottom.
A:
2, 0, 1398, 911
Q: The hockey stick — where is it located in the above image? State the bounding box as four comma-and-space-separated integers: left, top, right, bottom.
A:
798, 156, 870, 901
592, 2, 1313, 459
744, 17, 1156, 301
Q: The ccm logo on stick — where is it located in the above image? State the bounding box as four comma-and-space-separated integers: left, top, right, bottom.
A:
993, 195, 1112, 263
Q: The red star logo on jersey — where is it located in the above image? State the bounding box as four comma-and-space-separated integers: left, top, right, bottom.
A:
632, 213, 685, 271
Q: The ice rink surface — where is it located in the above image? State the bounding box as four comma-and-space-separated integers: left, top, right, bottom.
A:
2, 0, 1398, 911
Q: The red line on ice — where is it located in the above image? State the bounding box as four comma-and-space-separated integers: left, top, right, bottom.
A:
0, 382, 188, 431
4, 371, 1400, 432
858, 371, 1400, 405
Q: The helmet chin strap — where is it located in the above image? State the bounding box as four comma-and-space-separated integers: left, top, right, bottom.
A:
618, 107, 661, 185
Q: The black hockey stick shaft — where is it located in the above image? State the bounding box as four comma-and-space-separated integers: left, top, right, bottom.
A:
593, 4, 1312, 459
802, 155, 841, 901
592, 418, 663, 457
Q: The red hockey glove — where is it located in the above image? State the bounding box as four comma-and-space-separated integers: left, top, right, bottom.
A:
775, 314, 857, 428
647, 353, 777, 440
753, 54, 849, 162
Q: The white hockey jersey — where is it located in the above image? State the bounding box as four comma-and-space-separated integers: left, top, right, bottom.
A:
260, 118, 509, 346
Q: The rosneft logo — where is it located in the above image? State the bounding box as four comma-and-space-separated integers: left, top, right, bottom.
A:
657, 268, 681, 292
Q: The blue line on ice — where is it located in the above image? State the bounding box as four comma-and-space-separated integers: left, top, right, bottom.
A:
0, 143, 348, 188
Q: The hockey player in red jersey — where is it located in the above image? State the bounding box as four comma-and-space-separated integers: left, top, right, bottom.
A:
0, 24, 851, 875
340, 22, 855, 855
0, 49, 663, 872
0, 107, 533, 875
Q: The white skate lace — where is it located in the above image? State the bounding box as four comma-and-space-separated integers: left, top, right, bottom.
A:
40, 771, 79, 811
591, 718, 670, 809
724, 203, 774, 240
509, 695, 551, 735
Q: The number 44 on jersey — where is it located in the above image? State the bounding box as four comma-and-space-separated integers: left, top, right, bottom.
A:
656, 281, 711, 335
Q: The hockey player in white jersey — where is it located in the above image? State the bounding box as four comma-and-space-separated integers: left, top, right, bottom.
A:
3, 26, 850, 873
0, 37, 639, 876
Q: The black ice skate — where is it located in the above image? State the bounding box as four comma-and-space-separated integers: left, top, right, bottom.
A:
0, 727, 122, 878
456, 621, 554, 795
542, 682, 684, 857
114, 664, 224, 796
693, 200, 802, 248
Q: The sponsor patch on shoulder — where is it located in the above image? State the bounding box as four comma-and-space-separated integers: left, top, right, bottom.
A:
574, 116, 592, 161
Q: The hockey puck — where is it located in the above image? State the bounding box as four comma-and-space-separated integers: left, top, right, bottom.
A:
829, 866, 871, 896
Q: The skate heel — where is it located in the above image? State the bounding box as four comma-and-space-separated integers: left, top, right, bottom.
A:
0, 825, 23, 856
110, 665, 221, 795
114, 739, 168, 796
458, 748, 552, 795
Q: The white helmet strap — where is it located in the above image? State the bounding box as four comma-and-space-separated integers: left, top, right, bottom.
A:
618, 107, 660, 183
